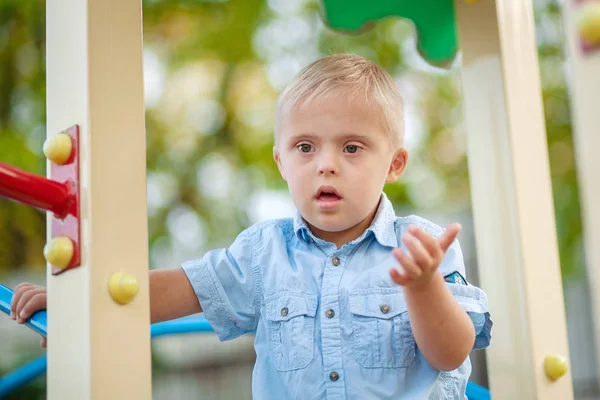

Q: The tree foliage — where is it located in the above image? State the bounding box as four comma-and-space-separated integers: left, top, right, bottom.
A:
0, 0, 584, 280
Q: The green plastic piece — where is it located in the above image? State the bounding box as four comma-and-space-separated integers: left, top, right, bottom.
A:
321, 0, 458, 67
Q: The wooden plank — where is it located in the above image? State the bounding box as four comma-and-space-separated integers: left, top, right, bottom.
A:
454, 0, 574, 398
46, 0, 151, 397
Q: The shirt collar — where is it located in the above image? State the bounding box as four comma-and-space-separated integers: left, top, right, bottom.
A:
293, 192, 398, 248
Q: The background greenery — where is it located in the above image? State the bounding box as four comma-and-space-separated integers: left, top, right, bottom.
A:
0, 0, 583, 278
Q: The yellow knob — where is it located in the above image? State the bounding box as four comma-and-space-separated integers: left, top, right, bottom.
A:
578, 1, 600, 46
464, 0, 480, 3
544, 354, 568, 381
43, 133, 73, 165
43, 237, 74, 269
108, 272, 139, 305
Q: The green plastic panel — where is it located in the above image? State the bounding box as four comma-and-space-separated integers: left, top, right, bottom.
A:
321, 0, 458, 67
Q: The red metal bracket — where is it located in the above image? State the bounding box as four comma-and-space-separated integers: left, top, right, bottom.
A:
50, 125, 81, 275
0, 125, 81, 274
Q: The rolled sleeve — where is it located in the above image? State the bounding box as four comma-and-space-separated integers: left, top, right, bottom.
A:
446, 283, 492, 350
182, 229, 259, 341
439, 239, 493, 351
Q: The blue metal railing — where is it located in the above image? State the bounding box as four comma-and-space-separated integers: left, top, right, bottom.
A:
0, 284, 490, 399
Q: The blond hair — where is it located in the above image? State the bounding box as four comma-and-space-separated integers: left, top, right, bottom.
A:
274, 53, 404, 147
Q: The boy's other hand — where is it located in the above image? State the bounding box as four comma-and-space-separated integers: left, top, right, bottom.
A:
10, 282, 47, 324
389, 223, 461, 288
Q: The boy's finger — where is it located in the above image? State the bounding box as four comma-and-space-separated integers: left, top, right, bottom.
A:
16, 288, 46, 322
392, 248, 423, 279
41, 337, 47, 348
10, 283, 34, 318
438, 223, 462, 253
408, 225, 442, 260
20, 292, 47, 321
402, 232, 434, 268
389, 267, 411, 286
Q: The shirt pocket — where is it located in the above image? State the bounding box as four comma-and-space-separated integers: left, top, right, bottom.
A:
265, 292, 318, 372
349, 291, 416, 368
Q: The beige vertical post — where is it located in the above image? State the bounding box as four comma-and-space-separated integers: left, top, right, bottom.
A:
46, 0, 151, 398
454, 0, 574, 399
562, 0, 600, 375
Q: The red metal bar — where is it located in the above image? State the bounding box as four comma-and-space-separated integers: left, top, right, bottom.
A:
0, 161, 74, 219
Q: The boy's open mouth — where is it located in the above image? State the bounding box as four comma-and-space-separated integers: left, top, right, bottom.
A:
315, 186, 342, 206
318, 193, 340, 200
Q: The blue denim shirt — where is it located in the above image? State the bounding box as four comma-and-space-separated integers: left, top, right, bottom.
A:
182, 193, 492, 399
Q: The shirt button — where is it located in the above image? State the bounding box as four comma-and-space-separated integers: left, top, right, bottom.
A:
380, 304, 390, 314
281, 307, 288, 317
331, 256, 341, 266
329, 371, 339, 382
325, 309, 335, 318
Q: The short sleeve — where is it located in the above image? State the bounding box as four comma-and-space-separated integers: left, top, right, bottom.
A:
182, 228, 259, 341
438, 238, 493, 351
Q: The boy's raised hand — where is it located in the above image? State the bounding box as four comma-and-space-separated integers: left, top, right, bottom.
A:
390, 223, 461, 288
10, 282, 48, 348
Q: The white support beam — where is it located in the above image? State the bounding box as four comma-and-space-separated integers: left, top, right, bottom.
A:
454, 0, 574, 398
562, 0, 600, 379
46, 0, 151, 398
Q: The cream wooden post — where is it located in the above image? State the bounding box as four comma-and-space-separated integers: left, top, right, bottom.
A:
454, 0, 574, 398
562, 0, 600, 377
46, 0, 152, 398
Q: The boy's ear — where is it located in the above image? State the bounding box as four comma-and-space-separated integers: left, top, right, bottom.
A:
273, 146, 287, 181
386, 148, 408, 183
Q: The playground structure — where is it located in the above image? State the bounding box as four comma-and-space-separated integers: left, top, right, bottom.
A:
0, 0, 600, 399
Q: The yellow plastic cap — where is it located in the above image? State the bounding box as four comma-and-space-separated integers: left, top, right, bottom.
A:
43, 237, 74, 269
578, 2, 600, 46
544, 354, 568, 381
108, 272, 139, 305
43, 133, 73, 165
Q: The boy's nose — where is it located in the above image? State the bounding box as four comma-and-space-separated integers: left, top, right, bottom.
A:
317, 157, 339, 176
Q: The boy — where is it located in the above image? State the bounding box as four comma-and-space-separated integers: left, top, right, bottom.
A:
11, 53, 492, 399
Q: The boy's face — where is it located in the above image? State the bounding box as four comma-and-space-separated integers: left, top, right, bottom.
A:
274, 93, 407, 245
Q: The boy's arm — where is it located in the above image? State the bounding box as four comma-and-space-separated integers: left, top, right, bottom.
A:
11, 269, 202, 327
149, 268, 201, 323
403, 272, 475, 371
389, 224, 475, 371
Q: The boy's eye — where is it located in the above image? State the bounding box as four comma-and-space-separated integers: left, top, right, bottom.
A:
345, 145, 359, 153
297, 144, 313, 153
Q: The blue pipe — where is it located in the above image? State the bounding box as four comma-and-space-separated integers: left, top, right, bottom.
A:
0, 315, 215, 397
466, 381, 491, 400
0, 355, 47, 396
0, 284, 491, 399
151, 316, 214, 338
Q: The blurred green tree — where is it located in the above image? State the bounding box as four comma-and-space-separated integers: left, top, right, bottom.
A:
0, 0, 584, 282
